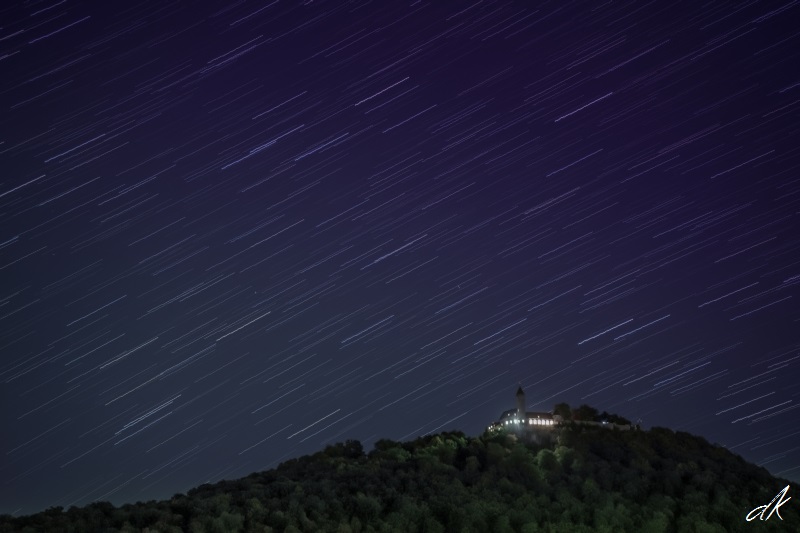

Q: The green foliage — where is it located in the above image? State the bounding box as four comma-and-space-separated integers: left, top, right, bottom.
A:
1, 423, 796, 532
599, 410, 632, 425
553, 402, 572, 420
572, 404, 600, 422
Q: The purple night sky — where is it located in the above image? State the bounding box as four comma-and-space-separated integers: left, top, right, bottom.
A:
2, 0, 799, 515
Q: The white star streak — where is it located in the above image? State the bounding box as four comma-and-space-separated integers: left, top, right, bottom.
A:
287, 409, 341, 439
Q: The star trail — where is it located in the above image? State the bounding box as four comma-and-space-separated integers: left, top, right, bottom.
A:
2, 0, 799, 516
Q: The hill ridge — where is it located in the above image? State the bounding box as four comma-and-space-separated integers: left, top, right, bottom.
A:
2, 421, 796, 532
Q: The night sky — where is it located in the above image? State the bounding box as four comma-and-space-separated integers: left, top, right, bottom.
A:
2, 0, 799, 516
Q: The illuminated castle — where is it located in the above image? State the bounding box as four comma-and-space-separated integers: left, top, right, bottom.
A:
487, 385, 635, 433
486, 385, 562, 433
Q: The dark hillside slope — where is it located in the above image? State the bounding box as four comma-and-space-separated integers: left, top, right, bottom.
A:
1, 426, 795, 532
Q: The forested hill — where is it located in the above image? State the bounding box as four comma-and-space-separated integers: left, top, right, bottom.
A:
1, 424, 796, 532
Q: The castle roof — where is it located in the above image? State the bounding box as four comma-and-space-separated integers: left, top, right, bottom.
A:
499, 409, 553, 421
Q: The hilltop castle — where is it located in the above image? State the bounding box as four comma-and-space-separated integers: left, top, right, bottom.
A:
486, 385, 563, 433
487, 385, 635, 434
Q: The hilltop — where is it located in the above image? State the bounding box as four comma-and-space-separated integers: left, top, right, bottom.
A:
1, 410, 795, 532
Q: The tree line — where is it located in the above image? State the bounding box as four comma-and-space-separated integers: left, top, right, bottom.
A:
1, 403, 794, 532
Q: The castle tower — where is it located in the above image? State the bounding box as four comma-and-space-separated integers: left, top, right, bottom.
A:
516, 384, 525, 423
